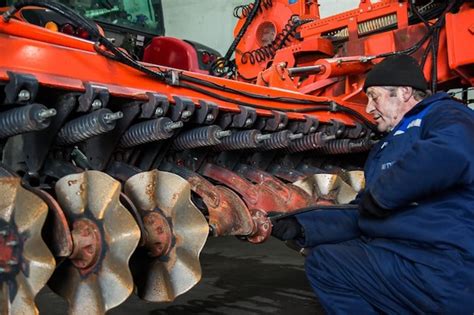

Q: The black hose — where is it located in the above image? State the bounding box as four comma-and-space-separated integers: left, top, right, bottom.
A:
375, 0, 456, 59
210, 0, 262, 76
410, 0, 431, 30
269, 204, 359, 221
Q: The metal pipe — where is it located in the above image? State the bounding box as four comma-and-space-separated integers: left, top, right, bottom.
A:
287, 65, 324, 76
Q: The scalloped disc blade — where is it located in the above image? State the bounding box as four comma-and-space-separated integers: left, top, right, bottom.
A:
0, 176, 55, 315
124, 170, 208, 302
346, 170, 365, 193
49, 171, 140, 315
293, 173, 357, 204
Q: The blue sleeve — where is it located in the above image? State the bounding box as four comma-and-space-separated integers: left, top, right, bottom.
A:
371, 104, 474, 209
295, 208, 360, 247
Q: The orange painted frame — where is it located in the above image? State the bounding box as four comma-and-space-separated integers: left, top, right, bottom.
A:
0, 17, 370, 126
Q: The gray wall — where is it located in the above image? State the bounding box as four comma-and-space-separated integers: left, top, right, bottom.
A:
162, 0, 360, 55
162, 0, 244, 55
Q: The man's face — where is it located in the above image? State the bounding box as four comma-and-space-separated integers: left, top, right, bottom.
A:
365, 86, 403, 132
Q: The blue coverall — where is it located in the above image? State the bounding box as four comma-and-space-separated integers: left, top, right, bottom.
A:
295, 92, 474, 314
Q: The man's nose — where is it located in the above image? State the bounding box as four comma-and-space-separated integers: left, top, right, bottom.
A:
366, 99, 375, 114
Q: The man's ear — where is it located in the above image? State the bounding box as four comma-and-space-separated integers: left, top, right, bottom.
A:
398, 86, 413, 102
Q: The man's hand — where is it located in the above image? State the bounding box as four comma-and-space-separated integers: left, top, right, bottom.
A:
271, 217, 303, 241
359, 192, 390, 218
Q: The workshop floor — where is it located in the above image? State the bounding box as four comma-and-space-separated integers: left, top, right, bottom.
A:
36, 237, 325, 314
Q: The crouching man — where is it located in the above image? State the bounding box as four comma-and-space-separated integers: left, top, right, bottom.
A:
272, 55, 474, 314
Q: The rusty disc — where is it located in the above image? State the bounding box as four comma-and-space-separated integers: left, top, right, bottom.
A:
27, 187, 73, 259
0, 176, 56, 315
124, 170, 208, 302
49, 171, 140, 315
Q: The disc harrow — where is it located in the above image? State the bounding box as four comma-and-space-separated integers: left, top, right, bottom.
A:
48, 171, 140, 315
0, 82, 369, 313
0, 171, 55, 315
124, 170, 209, 302
0, 3, 376, 311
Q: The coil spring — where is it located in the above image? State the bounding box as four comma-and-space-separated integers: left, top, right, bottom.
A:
119, 117, 180, 148
240, 15, 309, 65
216, 129, 261, 151
233, 0, 273, 19
349, 138, 374, 153
56, 109, 117, 145
0, 104, 54, 138
259, 130, 291, 150
358, 14, 397, 36
287, 132, 326, 153
173, 125, 229, 151
317, 138, 373, 155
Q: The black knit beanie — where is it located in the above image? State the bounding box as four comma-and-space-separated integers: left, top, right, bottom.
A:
363, 54, 428, 91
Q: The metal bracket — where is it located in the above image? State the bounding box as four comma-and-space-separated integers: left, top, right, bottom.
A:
326, 119, 345, 137
21, 93, 78, 173
4, 71, 39, 104
289, 115, 319, 134
140, 92, 169, 119
194, 100, 219, 124
217, 112, 233, 129
256, 111, 288, 131
231, 106, 257, 128
170, 96, 195, 122
77, 83, 110, 112
80, 103, 141, 171
346, 122, 366, 139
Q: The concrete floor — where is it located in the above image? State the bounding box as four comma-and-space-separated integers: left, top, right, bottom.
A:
36, 237, 324, 314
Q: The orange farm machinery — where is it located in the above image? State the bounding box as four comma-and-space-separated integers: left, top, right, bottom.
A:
0, 0, 473, 313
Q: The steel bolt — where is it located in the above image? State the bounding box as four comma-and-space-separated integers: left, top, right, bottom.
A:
278, 123, 286, 129
154, 107, 164, 117
245, 118, 253, 127
216, 130, 232, 139
209, 224, 217, 236
256, 134, 272, 142
309, 127, 317, 133
17, 89, 31, 102
104, 111, 124, 124
181, 110, 192, 119
164, 121, 184, 132
291, 15, 300, 23
37, 108, 57, 121
6, 240, 18, 246
289, 133, 304, 140
322, 134, 337, 141
91, 99, 103, 110
205, 114, 215, 122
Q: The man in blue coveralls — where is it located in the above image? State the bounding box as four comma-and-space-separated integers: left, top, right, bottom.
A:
271, 54, 474, 314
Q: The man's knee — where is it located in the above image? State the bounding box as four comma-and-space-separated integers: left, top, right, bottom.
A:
304, 241, 368, 290
304, 245, 341, 287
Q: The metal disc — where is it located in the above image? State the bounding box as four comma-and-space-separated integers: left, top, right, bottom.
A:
0, 176, 56, 315
293, 173, 357, 204
49, 171, 140, 315
124, 170, 208, 302
346, 170, 365, 193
